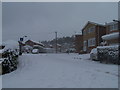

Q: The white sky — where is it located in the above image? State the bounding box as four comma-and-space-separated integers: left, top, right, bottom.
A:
2, 2, 118, 42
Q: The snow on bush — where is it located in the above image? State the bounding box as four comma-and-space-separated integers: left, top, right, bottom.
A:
97, 45, 119, 64
1, 40, 19, 75
97, 45, 119, 49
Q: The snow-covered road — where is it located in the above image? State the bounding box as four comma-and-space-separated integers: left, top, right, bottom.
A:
2, 53, 118, 88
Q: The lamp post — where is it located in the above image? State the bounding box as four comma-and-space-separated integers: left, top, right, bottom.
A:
55, 32, 57, 53
19, 36, 27, 55
113, 20, 120, 30
113, 20, 120, 65
113, 19, 120, 43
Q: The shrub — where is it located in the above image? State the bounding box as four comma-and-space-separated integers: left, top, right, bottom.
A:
97, 45, 119, 64
2, 50, 19, 74
1, 40, 19, 74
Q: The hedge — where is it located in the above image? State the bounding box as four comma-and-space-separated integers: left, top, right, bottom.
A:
2, 50, 19, 74
97, 45, 119, 64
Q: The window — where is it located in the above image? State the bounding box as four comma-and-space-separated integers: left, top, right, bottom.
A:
110, 23, 118, 31
88, 26, 95, 33
83, 30, 86, 35
88, 38, 96, 47
114, 24, 118, 30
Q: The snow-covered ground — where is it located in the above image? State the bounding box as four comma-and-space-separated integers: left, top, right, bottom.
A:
2, 53, 118, 88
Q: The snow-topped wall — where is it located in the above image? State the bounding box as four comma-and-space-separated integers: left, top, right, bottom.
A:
102, 32, 119, 40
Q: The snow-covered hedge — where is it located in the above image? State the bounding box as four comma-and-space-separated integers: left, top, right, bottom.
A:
1, 40, 19, 74
2, 50, 19, 74
97, 45, 119, 64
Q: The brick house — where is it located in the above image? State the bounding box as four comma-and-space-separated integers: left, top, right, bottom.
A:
82, 21, 106, 53
20, 40, 45, 53
25, 40, 45, 47
74, 34, 83, 53
102, 21, 119, 46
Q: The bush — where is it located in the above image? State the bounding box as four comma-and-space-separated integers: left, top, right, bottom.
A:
97, 45, 119, 64
1, 40, 19, 74
2, 50, 19, 74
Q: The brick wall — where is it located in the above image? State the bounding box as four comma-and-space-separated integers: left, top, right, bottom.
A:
74, 35, 83, 53
82, 22, 106, 53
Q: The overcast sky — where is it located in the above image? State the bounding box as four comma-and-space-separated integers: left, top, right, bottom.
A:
2, 2, 118, 42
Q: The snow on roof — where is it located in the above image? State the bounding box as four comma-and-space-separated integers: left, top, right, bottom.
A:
75, 32, 82, 35
28, 40, 45, 46
102, 32, 119, 40
106, 21, 118, 25
82, 21, 105, 30
88, 21, 105, 26
33, 45, 44, 48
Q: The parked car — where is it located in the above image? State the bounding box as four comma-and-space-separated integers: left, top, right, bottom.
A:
90, 48, 98, 61
65, 48, 76, 53
33, 45, 46, 53
32, 49, 39, 54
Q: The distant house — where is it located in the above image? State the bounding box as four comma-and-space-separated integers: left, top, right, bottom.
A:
82, 21, 106, 53
23, 45, 33, 53
20, 40, 45, 53
102, 21, 119, 46
25, 40, 45, 47
52, 44, 62, 52
74, 34, 83, 53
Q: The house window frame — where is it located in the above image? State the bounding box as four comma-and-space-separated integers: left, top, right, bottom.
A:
88, 26, 95, 33
83, 30, 86, 35
109, 23, 118, 31
88, 38, 96, 47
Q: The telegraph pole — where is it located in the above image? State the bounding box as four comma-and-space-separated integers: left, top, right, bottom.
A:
55, 31, 57, 53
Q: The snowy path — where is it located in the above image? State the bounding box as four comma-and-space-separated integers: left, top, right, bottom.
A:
2, 53, 118, 88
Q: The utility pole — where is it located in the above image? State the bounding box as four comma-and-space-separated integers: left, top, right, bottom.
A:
55, 31, 57, 53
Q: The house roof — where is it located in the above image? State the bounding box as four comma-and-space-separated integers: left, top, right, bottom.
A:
82, 21, 105, 31
75, 33, 82, 35
105, 21, 118, 25
26, 40, 45, 47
